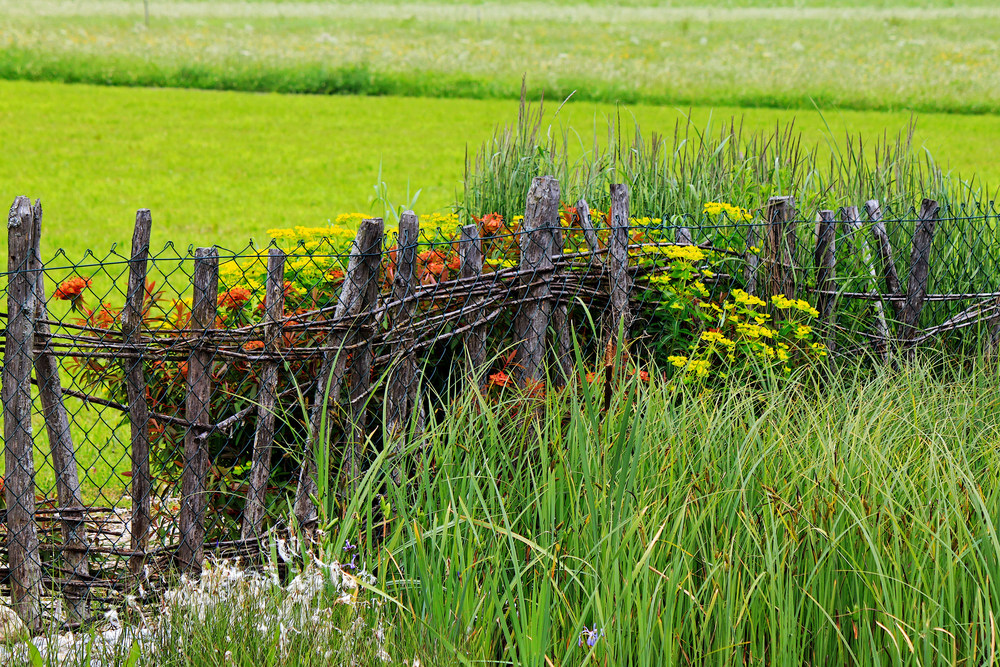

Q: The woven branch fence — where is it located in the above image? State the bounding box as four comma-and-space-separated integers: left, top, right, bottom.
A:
2, 178, 1000, 630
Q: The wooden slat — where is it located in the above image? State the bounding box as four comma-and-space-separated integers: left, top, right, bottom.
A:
604, 183, 632, 354
899, 199, 940, 345
3, 196, 43, 630
387, 213, 420, 485
295, 219, 384, 527
30, 199, 90, 620
765, 196, 797, 299
121, 209, 152, 580
177, 247, 219, 573
841, 205, 890, 362
575, 198, 602, 260
515, 175, 560, 385
242, 248, 286, 540
866, 199, 902, 319
550, 216, 573, 385
815, 209, 837, 349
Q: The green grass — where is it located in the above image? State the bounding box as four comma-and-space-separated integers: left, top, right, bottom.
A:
4, 79, 1000, 260
10, 358, 1000, 665
3, 1, 1000, 114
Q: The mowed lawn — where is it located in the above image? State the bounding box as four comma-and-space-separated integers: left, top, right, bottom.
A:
3, 79, 1000, 260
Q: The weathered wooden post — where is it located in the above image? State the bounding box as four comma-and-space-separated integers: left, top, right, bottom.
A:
387, 213, 420, 485
459, 223, 487, 382
603, 183, 632, 360
177, 247, 219, 573
765, 196, 797, 299
242, 248, 286, 540
574, 198, 602, 260
515, 176, 560, 385
30, 200, 91, 620
122, 209, 152, 580
866, 200, 902, 320
675, 226, 693, 246
550, 216, 574, 385
898, 199, 940, 348
841, 205, 890, 362
815, 209, 837, 349
3, 196, 43, 629
295, 219, 383, 527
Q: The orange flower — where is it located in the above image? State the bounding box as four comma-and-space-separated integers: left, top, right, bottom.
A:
327, 269, 345, 282
244, 340, 264, 352
54, 276, 92, 310
447, 254, 461, 272
488, 371, 513, 388
476, 212, 504, 235
525, 379, 546, 399
219, 287, 252, 309
561, 204, 579, 227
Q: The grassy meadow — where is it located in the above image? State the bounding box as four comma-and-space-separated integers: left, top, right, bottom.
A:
3, 79, 1000, 259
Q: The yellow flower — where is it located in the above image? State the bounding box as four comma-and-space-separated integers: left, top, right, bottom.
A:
667, 355, 689, 368
702, 202, 753, 222
701, 331, 736, 348
731, 289, 766, 308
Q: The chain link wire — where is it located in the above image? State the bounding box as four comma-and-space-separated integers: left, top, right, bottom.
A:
2, 198, 999, 624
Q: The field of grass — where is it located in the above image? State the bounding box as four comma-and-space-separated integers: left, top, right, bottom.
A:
2, 1, 1000, 114
8, 362, 1000, 665
3, 79, 1000, 261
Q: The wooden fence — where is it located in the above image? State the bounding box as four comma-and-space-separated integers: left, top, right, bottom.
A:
3, 179, 1000, 630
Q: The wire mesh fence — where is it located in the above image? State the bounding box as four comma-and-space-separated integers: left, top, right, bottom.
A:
3, 182, 1000, 630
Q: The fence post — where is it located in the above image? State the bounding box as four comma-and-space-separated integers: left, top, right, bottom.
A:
242, 248, 286, 540
550, 217, 574, 385
603, 183, 632, 360
675, 226, 693, 246
177, 247, 219, 573
295, 219, 384, 527
122, 209, 152, 580
30, 199, 91, 620
387, 213, 420, 485
898, 199, 940, 347
574, 198, 602, 260
865, 200, 902, 320
815, 209, 837, 349
459, 223, 487, 384
841, 206, 890, 362
3, 196, 43, 630
765, 196, 797, 299
515, 176, 560, 385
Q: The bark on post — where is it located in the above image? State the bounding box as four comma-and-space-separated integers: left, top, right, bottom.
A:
841, 206, 890, 362
122, 209, 152, 580
815, 209, 837, 349
459, 223, 487, 383
898, 199, 940, 347
30, 200, 91, 620
603, 183, 632, 360
242, 248, 286, 540
387, 213, 420, 485
550, 218, 574, 385
765, 196, 797, 299
675, 226, 693, 246
3, 196, 43, 630
515, 176, 560, 385
177, 247, 219, 573
295, 219, 383, 526
866, 200, 902, 320
575, 198, 602, 261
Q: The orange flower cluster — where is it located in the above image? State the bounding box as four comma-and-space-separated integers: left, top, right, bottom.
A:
475, 212, 505, 236
219, 287, 252, 309
54, 276, 92, 309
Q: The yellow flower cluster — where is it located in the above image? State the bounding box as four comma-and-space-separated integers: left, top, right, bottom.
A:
731, 289, 766, 308
771, 295, 820, 317
701, 331, 736, 348
703, 202, 753, 222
